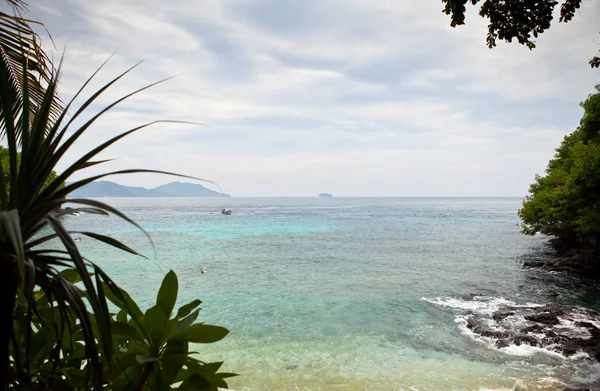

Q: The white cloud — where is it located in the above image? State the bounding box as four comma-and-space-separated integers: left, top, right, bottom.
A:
20, 0, 600, 196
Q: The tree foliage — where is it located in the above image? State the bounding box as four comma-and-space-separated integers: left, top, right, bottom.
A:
441, 0, 600, 67
0, 146, 59, 193
520, 85, 600, 245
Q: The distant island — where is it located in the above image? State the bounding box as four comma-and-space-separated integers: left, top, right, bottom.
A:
68, 181, 231, 198
319, 193, 333, 198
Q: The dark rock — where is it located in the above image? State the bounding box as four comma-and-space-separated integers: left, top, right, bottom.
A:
525, 312, 560, 325
563, 388, 590, 391
466, 317, 486, 331
495, 339, 510, 348
575, 321, 597, 329
543, 303, 567, 314
523, 243, 600, 278
546, 329, 558, 338
520, 324, 544, 334
511, 334, 538, 346
523, 260, 545, 268
492, 310, 515, 321
479, 328, 511, 339
562, 346, 579, 356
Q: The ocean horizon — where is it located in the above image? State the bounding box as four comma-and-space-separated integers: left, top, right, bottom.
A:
63, 197, 600, 391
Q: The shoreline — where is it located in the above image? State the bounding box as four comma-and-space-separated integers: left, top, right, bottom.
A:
523, 238, 600, 278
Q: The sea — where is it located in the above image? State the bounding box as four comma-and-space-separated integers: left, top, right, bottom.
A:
63, 197, 600, 391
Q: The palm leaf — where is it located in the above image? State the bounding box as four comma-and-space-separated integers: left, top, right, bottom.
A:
0, 3, 61, 142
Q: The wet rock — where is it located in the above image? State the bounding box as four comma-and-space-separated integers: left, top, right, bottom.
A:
543, 304, 567, 316
525, 312, 560, 325
466, 317, 486, 331
495, 339, 510, 348
479, 328, 511, 339
520, 324, 544, 334
575, 321, 597, 329
511, 334, 538, 346
522, 243, 600, 278
523, 260, 546, 268
492, 310, 515, 321
562, 345, 579, 356
460, 293, 481, 300
444, 295, 600, 362
563, 388, 590, 391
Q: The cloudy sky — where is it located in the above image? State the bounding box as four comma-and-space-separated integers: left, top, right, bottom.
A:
20, 0, 600, 196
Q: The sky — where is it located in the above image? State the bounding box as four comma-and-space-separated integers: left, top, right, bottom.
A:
16, 0, 600, 196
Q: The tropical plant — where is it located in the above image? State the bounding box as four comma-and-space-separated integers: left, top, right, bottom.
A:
520, 85, 600, 246
104, 271, 234, 391
0, 0, 61, 136
0, 17, 232, 391
11, 269, 233, 390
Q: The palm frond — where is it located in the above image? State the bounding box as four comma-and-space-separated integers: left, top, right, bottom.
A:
0, 5, 61, 142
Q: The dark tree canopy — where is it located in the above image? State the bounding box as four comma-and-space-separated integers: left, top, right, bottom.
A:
442, 0, 599, 67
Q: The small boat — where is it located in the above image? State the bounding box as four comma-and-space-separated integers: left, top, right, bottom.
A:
221, 209, 232, 215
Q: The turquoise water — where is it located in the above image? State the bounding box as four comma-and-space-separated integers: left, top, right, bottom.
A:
63, 198, 600, 391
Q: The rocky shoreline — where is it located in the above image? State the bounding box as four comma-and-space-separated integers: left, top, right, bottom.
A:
523, 239, 600, 278
466, 303, 600, 361
452, 296, 600, 391
519, 240, 600, 390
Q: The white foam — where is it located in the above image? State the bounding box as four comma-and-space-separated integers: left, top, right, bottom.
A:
569, 351, 591, 360
421, 296, 518, 315
500, 343, 566, 358
571, 361, 600, 383
426, 296, 600, 362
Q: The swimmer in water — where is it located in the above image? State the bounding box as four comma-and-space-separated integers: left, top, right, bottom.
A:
201, 267, 207, 274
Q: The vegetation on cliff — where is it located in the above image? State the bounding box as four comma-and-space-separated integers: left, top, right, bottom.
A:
520, 86, 600, 249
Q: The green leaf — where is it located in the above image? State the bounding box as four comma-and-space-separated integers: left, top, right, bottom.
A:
202, 361, 224, 373
116, 309, 127, 324
111, 321, 143, 342
160, 350, 188, 385
1, 210, 25, 278
101, 281, 143, 320
144, 306, 168, 345
178, 373, 215, 391
175, 299, 202, 319
177, 309, 200, 332
156, 270, 178, 317
135, 354, 159, 364
186, 359, 229, 388
163, 318, 179, 342
173, 324, 228, 344
58, 268, 80, 284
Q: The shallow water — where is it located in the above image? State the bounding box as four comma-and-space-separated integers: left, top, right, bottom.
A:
63, 197, 600, 390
